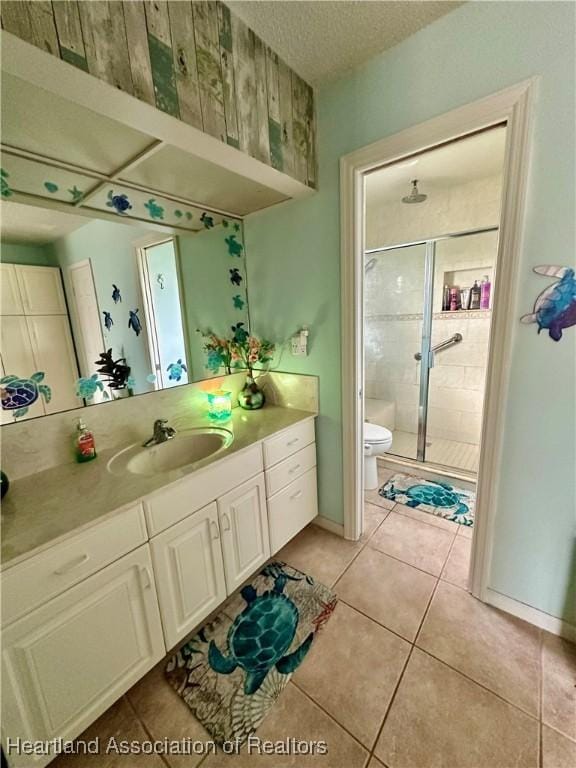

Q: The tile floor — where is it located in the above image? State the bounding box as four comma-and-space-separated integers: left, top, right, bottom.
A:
390, 429, 480, 473
52, 470, 576, 768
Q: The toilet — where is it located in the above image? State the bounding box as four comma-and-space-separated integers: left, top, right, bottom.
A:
364, 422, 393, 490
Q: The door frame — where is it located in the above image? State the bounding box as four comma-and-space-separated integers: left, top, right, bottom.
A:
340, 79, 536, 602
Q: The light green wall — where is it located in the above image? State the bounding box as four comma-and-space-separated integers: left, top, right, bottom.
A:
53, 219, 154, 395
1, 241, 57, 266
244, 1, 576, 623
178, 223, 249, 379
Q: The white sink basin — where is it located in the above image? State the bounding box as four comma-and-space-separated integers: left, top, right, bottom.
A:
107, 427, 233, 477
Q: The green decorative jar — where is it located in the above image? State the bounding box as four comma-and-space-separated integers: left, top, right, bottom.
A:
237, 374, 265, 410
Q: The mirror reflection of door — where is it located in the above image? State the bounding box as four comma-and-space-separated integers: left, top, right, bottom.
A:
68, 260, 106, 404
137, 238, 189, 390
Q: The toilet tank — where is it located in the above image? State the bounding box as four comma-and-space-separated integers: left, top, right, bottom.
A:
365, 398, 396, 431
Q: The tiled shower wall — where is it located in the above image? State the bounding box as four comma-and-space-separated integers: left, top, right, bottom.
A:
365, 175, 500, 447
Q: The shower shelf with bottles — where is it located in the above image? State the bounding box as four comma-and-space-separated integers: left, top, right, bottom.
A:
440, 266, 494, 313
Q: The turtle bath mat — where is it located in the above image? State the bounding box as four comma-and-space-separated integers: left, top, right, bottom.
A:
380, 473, 475, 526
165, 561, 337, 745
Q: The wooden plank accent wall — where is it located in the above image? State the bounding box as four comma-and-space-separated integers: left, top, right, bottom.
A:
0, 0, 316, 188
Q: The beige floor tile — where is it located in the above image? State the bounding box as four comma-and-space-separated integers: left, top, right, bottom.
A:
457, 522, 474, 539
417, 581, 540, 716
293, 602, 410, 748
367, 759, 386, 768
376, 465, 396, 485
361, 502, 389, 542
369, 511, 455, 576
277, 524, 362, 587
126, 661, 210, 768
201, 683, 369, 767
376, 649, 539, 768
542, 725, 576, 768
335, 547, 436, 641
50, 697, 165, 767
393, 502, 461, 532
364, 487, 395, 510
440, 535, 471, 590
542, 632, 576, 739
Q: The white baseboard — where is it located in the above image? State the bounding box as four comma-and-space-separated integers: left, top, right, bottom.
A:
485, 588, 576, 642
313, 516, 345, 537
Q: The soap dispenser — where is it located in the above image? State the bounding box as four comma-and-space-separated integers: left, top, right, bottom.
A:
75, 418, 97, 463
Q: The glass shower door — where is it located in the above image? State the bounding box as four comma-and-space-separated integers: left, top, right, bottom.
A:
364, 243, 428, 461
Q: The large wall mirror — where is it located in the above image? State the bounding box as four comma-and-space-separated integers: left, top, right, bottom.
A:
0, 198, 250, 423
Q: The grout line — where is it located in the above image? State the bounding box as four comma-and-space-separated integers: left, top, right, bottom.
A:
362, 539, 449, 580
366, 574, 443, 763
290, 680, 370, 754
337, 597, 417, 646
392, 505, 464, 534
123, 694, 172, 768
415, 645, 542, 724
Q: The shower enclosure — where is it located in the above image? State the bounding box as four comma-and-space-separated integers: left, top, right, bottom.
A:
364, 226, 498, 475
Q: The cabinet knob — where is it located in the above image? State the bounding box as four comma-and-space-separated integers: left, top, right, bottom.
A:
290, 489, 303, 501
287, 438, 299, 447
288, 463, 301, 475
221, 512, 231, 531
139, 566, 152, 589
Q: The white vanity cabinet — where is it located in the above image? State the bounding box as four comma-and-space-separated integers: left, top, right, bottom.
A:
150, 502, 227, 649
148, 461, 270, 649
2, 537, 164, 768
263, 420, 318, 554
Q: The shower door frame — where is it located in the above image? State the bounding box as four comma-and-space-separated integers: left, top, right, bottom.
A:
365, 224, 499, 463
340, 79, 536, 606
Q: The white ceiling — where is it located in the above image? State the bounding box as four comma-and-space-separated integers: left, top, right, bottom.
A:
227, 1, 463, 84
365, 126, 507, 206
0, 201, 88, 244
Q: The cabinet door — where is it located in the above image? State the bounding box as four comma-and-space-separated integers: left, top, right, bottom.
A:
0, 264, 24, 314
150, 502, 227, 649
26, 315, 81, 413
1, 546, 164, 768
218, 473, 270, 594
0, 315, 45, 422
15, 265, 67, 315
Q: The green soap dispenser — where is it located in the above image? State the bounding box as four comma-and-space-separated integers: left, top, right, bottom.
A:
75, 418, 97, 463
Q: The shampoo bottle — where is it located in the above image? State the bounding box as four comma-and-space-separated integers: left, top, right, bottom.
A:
480, 275, 491, 309
75, 418, 97, 463
469, 280, 481, 310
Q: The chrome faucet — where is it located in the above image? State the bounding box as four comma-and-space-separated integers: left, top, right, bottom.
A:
143, 419, 176, 447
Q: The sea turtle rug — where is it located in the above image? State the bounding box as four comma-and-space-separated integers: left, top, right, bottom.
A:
380, 472, 475, 527
165, 561, 337, 745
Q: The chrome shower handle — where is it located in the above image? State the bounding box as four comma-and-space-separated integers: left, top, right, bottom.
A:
414, 333, 463, 363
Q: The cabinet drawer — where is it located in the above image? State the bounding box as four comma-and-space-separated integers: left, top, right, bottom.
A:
144, 444, 263, 536
263, 419, 315, 468
1, 504, 147, 626
265, 442, 317, 497
267, 468, 318, 554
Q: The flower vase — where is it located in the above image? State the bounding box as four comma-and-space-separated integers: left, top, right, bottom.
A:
237, 373, 265, 410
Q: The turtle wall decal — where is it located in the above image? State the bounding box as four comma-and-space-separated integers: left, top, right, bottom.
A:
0, 372, 52, 418
208, 570, 314, 695
521, 265, 576, 341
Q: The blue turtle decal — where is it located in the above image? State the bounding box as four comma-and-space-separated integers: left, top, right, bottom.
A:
106, 190, 132, 214
166, 359, 187, 382
128, 309, 142, 336
230, 268, 242, 286
1, 372, 52, 418
521, 266, 576, 341
208, 567, 314, 694
103, 311, 113, 331
200, 212, 215, 229
112, 284, 122, 304
76, 374, 108, 401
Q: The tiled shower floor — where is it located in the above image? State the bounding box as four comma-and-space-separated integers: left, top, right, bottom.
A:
51, 467, 575, 768
390, 429, 480, 473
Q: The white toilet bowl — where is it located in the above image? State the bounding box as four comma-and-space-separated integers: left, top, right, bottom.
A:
364, 422, 393, 490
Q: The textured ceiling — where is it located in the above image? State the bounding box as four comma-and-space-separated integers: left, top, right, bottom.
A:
227, 1, 463, 84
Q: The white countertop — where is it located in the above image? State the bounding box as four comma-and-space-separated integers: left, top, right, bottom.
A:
1, 406, 315, 569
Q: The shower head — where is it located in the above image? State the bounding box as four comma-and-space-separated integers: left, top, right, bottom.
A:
402, 179, 427, 204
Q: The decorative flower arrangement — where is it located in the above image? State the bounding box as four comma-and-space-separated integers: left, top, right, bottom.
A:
200, 325, 275, 377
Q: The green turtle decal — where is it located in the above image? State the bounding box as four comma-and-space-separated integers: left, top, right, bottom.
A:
0, 372, 52, 418
208, 569, 314, 694
382, 477, 473, 525
76, 374, 108, 401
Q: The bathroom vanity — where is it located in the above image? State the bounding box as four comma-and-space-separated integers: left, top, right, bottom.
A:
0, 407, 317, 767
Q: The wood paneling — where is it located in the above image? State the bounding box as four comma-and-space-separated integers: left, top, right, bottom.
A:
1, 0, 316, 188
